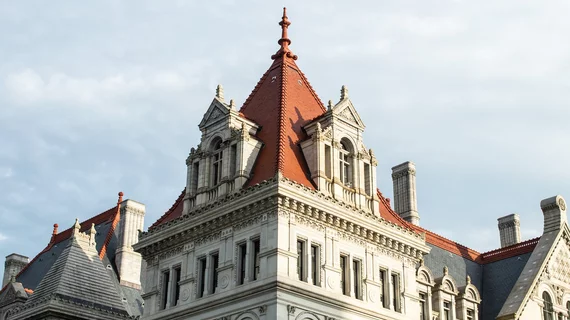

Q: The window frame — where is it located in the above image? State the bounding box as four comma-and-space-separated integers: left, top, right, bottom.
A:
236, 241, 247, 285
210, 138, 223, 186
391, 272, 401, 312
340, 253, 350, 296
297, 238, 307, 282
196, 255, 207, 298
171, 265, 182, 307
251, 237, 261, 281
310, 242, 321, 286
543, 291, 554, 320
160, 268, 170, 310
339, 141, 353, 187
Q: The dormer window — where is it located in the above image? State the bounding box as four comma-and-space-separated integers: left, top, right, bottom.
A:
211, 138, 223, 186
339, 139, 353, 187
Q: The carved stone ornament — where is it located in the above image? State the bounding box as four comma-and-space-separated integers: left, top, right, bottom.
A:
560, 198, 567, 211
181, 288, 190, 301
220, 275, 230, 289
258, 305, 267, 315
287, 305, 296, 315
327, 276, 336, 289
368, 289, 377, 303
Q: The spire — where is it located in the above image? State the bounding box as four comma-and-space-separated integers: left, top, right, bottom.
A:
72, 218, 81, 237
340, 85, 349, 100
49, 223, 59, 245
216, 84, 224, 101
271, 7, 298, 60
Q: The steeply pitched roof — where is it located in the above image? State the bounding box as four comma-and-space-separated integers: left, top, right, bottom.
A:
239, 8, 326, 188
149, 189, 185, 230
19, 226, 129, 317
8, 205, 118, 293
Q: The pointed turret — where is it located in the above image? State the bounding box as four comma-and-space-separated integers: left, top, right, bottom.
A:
240, 8, 326, 188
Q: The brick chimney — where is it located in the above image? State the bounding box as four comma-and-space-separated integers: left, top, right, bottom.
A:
391, 161, 420, 225
540, 195, 567, 233
2, 253, 29, 287
497, 214, 521, 248
115, 199, 145, 289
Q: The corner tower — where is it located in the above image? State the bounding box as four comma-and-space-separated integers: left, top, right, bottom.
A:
135, 9, 428, 320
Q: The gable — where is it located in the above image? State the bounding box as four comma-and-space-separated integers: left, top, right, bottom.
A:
198, 98, 230, 129
497, 226, 569, 319
332, 99, 365, 129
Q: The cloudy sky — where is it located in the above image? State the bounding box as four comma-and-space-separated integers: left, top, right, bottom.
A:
1, 0, 569, 263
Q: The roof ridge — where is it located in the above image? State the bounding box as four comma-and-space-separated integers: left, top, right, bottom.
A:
149, 189, 185, 230
480, 237, 540, 264
11, 204, 118, 285
375, 189, 483, 261
239, 63, 279, 114
289, 60, 326, 113
276, 60, 288, 172
99, 192, 123, 259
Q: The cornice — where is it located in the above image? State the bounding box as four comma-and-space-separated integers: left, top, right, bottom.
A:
136, 176, 428, 261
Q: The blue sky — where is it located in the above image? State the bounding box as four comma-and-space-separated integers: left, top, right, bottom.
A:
1, 0, 569, 263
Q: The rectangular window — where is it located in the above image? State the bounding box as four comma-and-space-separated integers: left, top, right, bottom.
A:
297, 239, 306, 281
392, 273, 401, 312
192, 162, 199, 194
310, 244, 319, 285
197, 257, 207, 298
353, 259, 362, 300
210, 252, 219, 294
160, 270, 170, 310
237, 242, 247, 285
419, 292, 427, 320
230, 144, 237, 177
212, 150, 223, 185
364, 163, 371, 195
252, 238, 260, 281
172, 266, 181, 306
466, 309, 474, 320
379, 269, 387, 308
324, 145, 331, 178
340, 254, 349, 296
443, 301, 451, 320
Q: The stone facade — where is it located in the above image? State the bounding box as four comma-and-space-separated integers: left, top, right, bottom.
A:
3, 8, 570, 320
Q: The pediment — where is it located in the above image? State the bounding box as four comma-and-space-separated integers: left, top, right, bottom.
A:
198, 98, 231, 129
332, 99, 365, 129
0, 282, 27, 303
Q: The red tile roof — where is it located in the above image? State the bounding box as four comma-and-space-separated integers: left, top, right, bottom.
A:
148, 10, 539, 266
240, 8, 326, 188
149, 189, 185, 230
479, 237, 539, 264
375, 189, 538, 263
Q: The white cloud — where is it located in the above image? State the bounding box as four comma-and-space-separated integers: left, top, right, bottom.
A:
4, 69, 193, 106
0, 233, 7, 241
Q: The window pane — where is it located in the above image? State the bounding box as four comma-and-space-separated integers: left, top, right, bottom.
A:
253, 239, 260, 280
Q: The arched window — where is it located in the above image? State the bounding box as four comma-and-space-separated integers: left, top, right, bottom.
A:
543, 292, 554, 320
211, 138, 223, 186
339, 139, 353, 186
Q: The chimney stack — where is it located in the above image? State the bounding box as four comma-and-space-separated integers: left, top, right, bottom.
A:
115, 198, 145, 289
497, 214, 521, 248
540, 195, 567, 233
391, 161, 420, 225
2, 253, 29, 287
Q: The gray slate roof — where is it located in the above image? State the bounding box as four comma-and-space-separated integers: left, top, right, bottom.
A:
17, 221, 113, 291
24, 234, 129, 316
